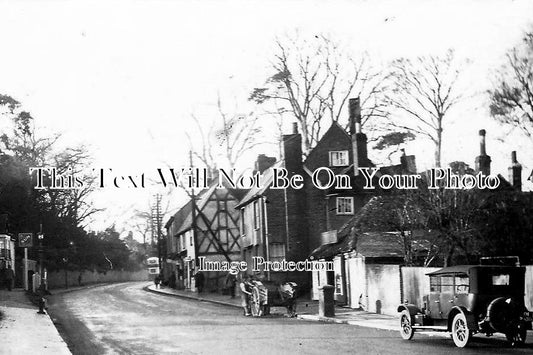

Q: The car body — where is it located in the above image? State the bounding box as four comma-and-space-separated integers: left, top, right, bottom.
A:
398, 265, 533, 347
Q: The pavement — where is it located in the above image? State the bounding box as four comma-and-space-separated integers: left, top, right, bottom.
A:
0, 288, 71, 355
145, 284, 398, 331
145, 284, 243, 308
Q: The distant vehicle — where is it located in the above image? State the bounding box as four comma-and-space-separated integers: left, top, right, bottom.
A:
146, 257, 160, 279
398, 264, 533, 348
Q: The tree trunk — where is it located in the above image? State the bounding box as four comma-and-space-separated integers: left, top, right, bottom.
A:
444, 244, 454, 267
435, 122, 443, 168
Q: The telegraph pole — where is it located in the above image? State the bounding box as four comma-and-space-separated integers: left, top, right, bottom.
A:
152, 194, 163, 273
38, 223, 45, 291
190, 151, 198, 268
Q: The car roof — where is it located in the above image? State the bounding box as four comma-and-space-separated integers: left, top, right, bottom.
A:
427, 265, 472, 276
426, 265, 521, 276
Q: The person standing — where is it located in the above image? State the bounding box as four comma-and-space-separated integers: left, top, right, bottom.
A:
194, 270, 204, 293
225, 272, 237, 298
239, 274, 252, 316
5, 265, 14, 291
169, 271, 176, 289
0, 263, 5, 290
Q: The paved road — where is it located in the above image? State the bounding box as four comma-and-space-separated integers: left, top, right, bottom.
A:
47, 282, 533, 355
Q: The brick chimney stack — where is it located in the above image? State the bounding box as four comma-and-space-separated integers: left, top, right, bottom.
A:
254, 154, 276, 175
282, 122, 307, 266
400, 148, 417, 174
475, 129, 491, 175
282, 122, 303, 176
508, 151, 522, 191
349, 97, 367, 176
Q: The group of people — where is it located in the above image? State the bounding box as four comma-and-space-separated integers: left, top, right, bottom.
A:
195, 270, 255, 316
225, 272, 254, 316
0, 264, 15, 291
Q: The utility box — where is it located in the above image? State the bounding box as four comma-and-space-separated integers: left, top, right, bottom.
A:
319, 284, 335, 317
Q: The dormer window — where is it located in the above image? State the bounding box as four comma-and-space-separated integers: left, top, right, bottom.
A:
329, 150, 349, 167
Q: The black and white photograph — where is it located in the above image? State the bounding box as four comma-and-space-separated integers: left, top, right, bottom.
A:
1, 0, 533, 354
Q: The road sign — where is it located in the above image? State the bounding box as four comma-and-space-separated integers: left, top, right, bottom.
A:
18, 233, 33, 247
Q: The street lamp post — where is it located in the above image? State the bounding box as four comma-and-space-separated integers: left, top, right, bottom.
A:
37, 232, 44, 291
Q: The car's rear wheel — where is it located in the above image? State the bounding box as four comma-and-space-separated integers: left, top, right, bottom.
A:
451, 313, 472, 348
400, 310, 414, 340
505, 322, 527, 347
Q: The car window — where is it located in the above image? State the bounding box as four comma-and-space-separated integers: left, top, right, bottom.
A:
492, 274, 510, 286
430, 276, 440, 292
441, 276, 454, 293
455, 275, 469, 294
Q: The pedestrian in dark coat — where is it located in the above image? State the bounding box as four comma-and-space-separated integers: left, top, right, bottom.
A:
0, 265, 5, 290
194, 271, 204, 293
225, 272, 237, 298
5, 265, 14, 291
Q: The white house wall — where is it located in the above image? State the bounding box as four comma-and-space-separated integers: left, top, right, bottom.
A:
365, 264, 401, 315
400, 266, 440, 307
310, 258, 330, 301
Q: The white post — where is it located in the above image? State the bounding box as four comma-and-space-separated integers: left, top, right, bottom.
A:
24, 247, 28, 291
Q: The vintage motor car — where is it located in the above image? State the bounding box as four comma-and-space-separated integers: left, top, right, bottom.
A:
398, 265, 533, 347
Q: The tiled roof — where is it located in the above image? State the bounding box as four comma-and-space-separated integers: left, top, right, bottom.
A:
310, 195, 431, 260
235, 160, 284, 208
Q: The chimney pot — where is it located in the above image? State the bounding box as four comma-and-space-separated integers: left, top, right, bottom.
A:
349, 98, 361, 135
350, 97, 367, 175
475, 129, 491, 175
508, 150, 522, 191
479, 129, 487, 156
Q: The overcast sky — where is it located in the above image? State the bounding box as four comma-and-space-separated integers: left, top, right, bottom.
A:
1, 0, 532, 235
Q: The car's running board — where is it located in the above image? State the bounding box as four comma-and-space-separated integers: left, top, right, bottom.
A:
412, 326, 448, 331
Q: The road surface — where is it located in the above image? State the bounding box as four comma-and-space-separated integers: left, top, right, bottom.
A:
47, 282, 533, 355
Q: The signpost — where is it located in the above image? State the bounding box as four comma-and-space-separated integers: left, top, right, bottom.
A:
18, 232, 33, 291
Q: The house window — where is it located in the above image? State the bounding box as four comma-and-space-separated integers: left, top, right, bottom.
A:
329, 150, 349, 166
269, 243, 285, 262
240, 208, 246, 238
253, 200, 260, 230
336, 197, 354, 215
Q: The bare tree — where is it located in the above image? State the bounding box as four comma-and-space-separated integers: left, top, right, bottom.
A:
356, 193, 437, 267
387, 49, 465, 167
186, 94, 264, 171
250, 33, 389, 155
50, 147, 102, 227
425, 187, 486, 266
489, 30, 533, 137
